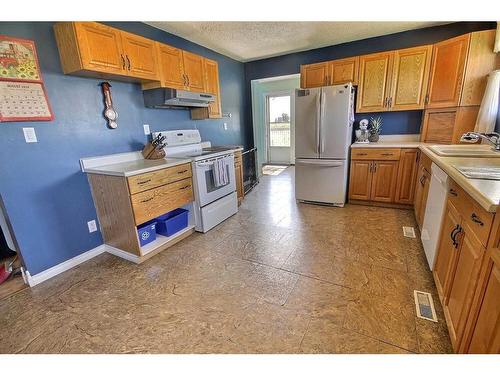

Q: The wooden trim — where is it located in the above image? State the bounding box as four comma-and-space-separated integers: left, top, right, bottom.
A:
348, 200, 412, 210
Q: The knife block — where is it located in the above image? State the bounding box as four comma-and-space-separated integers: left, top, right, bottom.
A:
142, 142, 166, 160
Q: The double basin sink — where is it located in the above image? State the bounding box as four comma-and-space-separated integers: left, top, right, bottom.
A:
428, 145, 500, 180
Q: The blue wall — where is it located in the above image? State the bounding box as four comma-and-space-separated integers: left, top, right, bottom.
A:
0, 22, 247, 275
244, 22, 497, 144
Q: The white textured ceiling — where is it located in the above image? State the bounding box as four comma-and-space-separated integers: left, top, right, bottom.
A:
147, 21, 447, 62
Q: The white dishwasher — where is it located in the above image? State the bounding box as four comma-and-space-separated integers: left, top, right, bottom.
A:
421, 163, 449, 270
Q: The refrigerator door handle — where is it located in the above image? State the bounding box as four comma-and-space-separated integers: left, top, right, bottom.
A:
315, 91, 321, 154
296, 159, 344, 167
320, 89, 326, 154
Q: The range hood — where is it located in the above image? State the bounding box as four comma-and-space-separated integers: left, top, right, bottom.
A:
143, 88, 215, 109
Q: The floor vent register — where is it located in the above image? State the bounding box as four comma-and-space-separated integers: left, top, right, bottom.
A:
413, 290, 438, 322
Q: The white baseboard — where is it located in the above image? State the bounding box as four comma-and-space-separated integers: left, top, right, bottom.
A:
26, 244, 106, 287
104, 245, 140, 264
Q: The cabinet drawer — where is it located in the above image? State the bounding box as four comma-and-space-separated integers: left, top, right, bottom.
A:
448, 180, 494, 246
131, 178, 193, 225
351, 148, 401, 160
127, 163, 192, 194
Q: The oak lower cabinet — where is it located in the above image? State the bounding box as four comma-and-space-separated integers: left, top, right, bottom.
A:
54, 22, 159, 81
413, 151, 432, 228
87, 163, 194, 263
234, 150, 244, 205
349, 147, 417, 206
432, 179, 496, 352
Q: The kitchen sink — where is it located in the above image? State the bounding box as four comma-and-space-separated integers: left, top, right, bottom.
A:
429, 145, 500, 158
455, 166, 500, 180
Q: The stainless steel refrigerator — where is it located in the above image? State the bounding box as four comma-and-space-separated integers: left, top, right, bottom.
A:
295, 83, 354, 206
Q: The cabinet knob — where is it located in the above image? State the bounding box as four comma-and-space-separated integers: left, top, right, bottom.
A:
449, 189, 458, 197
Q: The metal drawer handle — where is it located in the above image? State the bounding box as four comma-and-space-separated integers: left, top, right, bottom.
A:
471, 213, 484, 226
179, 185, 191, 190
451, 224, 461, 248
356, 153, 368, 156
126, 55, 131, 70
381, 153, 393, 156
121, 55, 126, 70
140, 197, 154, 203
177, 170, 188, 174
420, 175, 425, 186
136, 179, 152, 185
449, 189, 458, 197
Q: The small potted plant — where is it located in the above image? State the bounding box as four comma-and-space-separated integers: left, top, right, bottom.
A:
369, 116, 382, 142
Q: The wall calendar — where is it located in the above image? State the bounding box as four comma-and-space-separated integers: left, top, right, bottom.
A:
0, 35, 54, 122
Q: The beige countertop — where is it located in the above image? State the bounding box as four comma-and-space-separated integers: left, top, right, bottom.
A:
83, 157, 192, 177
351, 141, 424, 148
419, 146, 500, 213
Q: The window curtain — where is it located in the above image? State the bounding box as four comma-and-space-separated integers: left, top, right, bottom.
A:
474, 70, 500, 133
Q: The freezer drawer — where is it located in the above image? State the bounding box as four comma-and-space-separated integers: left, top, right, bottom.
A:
295, 159, 348, 206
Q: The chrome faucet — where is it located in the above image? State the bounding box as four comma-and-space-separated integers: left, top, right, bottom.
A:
460, 132, 500, 151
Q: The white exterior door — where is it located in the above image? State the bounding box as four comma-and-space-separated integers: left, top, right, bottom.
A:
266, 93, 293, 164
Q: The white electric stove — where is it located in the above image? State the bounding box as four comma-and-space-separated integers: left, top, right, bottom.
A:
152, 129, 238, 233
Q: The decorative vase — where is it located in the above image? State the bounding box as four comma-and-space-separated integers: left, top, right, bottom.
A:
369, 133, 379, 142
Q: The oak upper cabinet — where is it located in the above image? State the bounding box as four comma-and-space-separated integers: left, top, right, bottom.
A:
191, 58, 222, 120
120, 31, 158, 80
461, 30, 500, 106
300, 62, 328, 88
151, 43, 185, 90
55, 22, 126, 76
395, 149, 419, 204
54, 22, 159, 81
426, 34, 470, 109
328, 56, 359, 85
356, 52, 394, 112
182, 51, 206, 92
389, 45, 432, 111
349, 160, 373, 201
426, 30, 499, 108
370, 160, 399, 202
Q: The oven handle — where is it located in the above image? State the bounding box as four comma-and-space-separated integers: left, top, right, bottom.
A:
196, 154, 234, 166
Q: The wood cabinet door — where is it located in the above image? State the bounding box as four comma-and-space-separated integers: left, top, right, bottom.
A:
120, 31, 158, 80
348, 160, 373, 201
426, 34, 470, 109
370, 160, 398, 202
467, 250, 500, 353
461, 30, 500, 106
74, 22, 125, 75
434, 201, 461, 303
356, 52, 394, 113
420, 108, 456, 144
204, 58, 222, 118
156, 43, 185, 90
395, 149, 418, 204
300, 62, 328, 88
182, 51, 205, 92
328, 57, 359, 85
390, 45, 432, 111
446, 229, 486, 349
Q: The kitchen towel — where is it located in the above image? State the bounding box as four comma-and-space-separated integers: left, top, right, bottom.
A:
212, 158, 229, 188
474, 69, 500, 134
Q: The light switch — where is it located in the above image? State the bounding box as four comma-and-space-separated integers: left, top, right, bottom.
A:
87, 220, 98, 233
143, 124, 151, 135
23, 127, 38, 143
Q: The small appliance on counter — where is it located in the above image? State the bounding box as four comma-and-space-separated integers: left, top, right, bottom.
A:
355, 119, 370, 143
152, 129, 238, 233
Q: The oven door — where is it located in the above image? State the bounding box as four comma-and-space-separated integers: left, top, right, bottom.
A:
194, 153, 236, 207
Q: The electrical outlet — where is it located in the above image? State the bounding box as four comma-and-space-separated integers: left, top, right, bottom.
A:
87, 220, 98, 233
143, 124, 151, 135
223, 122, 228, 130
23, 127, 38, 143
